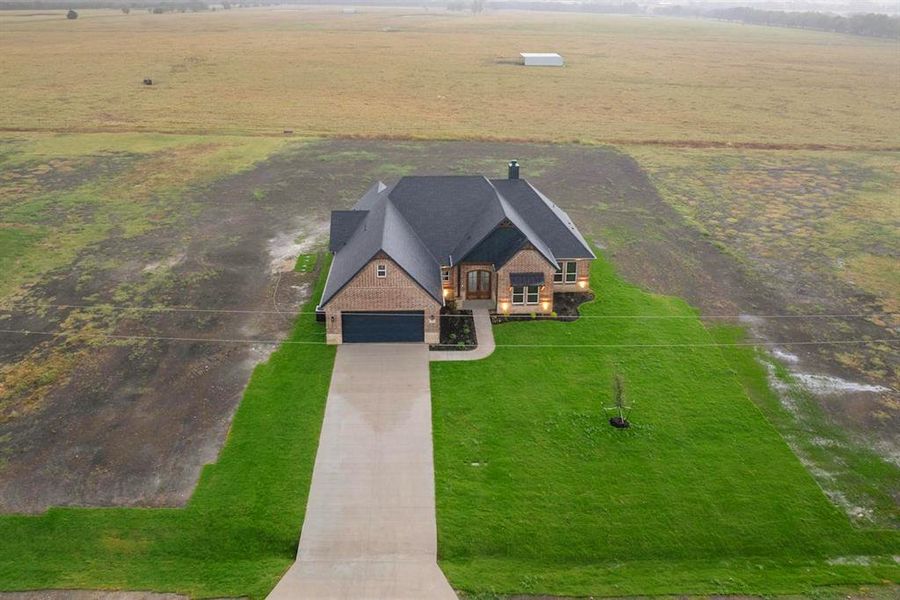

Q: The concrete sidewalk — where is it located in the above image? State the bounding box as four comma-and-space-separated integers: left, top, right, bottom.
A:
267, 344, 456, 600
429, 308, 495, 362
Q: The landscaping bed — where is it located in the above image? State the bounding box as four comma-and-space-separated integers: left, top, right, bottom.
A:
430, 305, 477, 351
491, 292, 595, 325
552, 291, 594, 321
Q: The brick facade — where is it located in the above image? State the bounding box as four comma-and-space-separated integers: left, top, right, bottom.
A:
551, 258, 592, 292
323, 250, 591, 343
323, 253, 441, 344
495, 247, 558, 315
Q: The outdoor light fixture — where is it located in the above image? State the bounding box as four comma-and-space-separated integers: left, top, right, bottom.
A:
330, 315, 334, 323
499, 301, 509, 312
429, 314, 436, 324
578, 280, 587, 289
541, 301, 550, 311
442, 288, 449, 298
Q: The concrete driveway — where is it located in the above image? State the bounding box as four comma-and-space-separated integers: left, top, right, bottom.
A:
267, 344, 456, 599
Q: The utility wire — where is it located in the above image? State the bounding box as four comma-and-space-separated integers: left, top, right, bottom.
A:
0, 328, 897, 349
0, 302, 894, 320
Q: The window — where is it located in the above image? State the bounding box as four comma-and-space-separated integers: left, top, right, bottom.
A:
553, 265, 563, 283
565, 261, 577, 283
512, 285, 540, 305
376, 264, 387, 278
441, 267, 450, 282
512, 286, 525, 305
554, 261, 577, 283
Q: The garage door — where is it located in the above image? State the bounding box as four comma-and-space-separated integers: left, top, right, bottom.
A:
341, 311, 424, 343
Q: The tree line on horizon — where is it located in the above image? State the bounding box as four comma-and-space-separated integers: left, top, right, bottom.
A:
657, 5, 899, 39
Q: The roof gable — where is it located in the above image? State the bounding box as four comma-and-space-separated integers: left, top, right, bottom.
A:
489, 179, 595, 259
320, 195, 442, 307
460, 223, 526, 265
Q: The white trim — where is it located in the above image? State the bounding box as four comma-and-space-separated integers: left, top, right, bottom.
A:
555, 260, 577, 284
512, 285, 540, 306
565, 261, 577, 283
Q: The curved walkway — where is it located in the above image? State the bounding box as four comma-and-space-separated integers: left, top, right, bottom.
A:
429, 309, 495, 362
267, 344, 456, 600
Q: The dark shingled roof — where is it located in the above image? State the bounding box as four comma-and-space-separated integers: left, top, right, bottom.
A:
329, 211, 368, 252
320, 174, 594, 307
490, 178, 595, 260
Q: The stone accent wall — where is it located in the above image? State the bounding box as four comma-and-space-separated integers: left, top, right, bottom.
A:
496, 247, 557, 315
323, 253, 441, 344
553, 258, 593, 293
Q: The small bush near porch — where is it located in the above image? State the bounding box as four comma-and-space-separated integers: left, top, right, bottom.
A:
431, 256, 899, 598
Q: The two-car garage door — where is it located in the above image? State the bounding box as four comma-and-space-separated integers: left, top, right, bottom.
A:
341, 311, 424, 343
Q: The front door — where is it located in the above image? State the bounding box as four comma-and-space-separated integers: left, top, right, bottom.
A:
466, 269, 492, 300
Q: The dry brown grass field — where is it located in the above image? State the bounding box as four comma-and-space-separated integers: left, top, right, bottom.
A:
0, 6, 898, 147
1, 6, 899, 597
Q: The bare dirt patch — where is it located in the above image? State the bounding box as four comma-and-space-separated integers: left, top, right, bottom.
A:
0, 144, 334, 512
0, 138, 894, 520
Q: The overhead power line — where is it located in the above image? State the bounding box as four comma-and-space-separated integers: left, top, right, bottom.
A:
0, 302, 895, 321
0, 328, 897, 350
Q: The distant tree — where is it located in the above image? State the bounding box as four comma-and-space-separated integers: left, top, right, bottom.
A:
66, 8, 78, 18
471, 0, 485, 14
122, 6, 130, 13
222, 1, 231, 8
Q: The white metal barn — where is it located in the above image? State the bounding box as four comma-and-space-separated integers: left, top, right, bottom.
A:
520, 53, 564, 67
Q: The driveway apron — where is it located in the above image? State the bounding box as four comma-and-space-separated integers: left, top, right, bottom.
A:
267, 344, 456, 599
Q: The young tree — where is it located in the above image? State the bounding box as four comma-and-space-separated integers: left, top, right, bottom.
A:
605, 371, 632, 428
66, 9, 78, 19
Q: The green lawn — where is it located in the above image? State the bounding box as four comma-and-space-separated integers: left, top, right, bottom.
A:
294, 253, 318, 273
0, 263, 334, 598
431, 256, 899, 597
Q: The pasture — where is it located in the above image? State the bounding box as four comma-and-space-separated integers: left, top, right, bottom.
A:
0, 7, 898, 147
0, 5, 898, 599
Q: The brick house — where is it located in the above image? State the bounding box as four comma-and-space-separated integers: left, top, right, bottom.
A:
318, 161, 595, 344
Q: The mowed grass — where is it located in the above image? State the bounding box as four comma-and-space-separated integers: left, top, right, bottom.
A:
0, 8, 897, 147
0, 264, 334, 598
294, 252, 317, 273
431, 256, 899, 597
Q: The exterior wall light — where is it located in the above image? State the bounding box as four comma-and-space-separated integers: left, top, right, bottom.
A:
499, 301, 509, 313
429, 314, 436, 324
578, 280, 588, 289
541, 301, 550, 311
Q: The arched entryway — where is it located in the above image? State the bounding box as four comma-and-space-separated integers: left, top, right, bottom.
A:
466, 269, 492, 300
